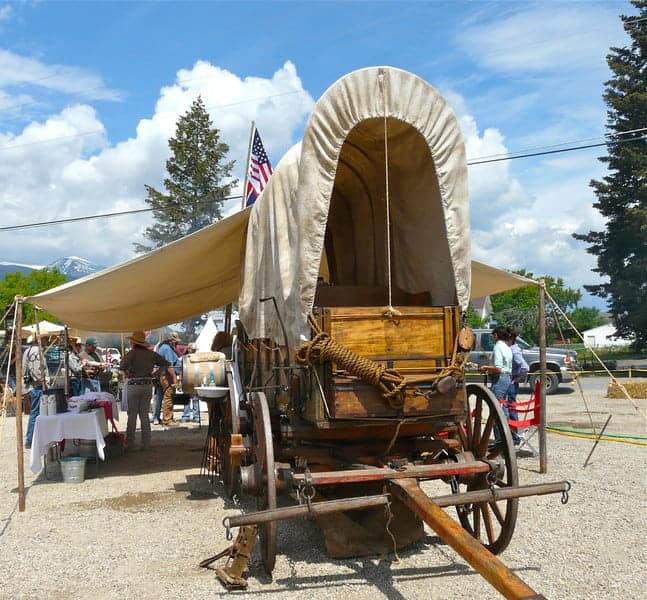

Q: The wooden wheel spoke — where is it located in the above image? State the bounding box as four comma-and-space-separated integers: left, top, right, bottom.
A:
457, 423, 468, 450
489, 500, 505, 526
481, 503, 496, 545
465, 396, 473, 443
472, 396, 483, 449
473, 504, 481, 539
476, 415, 495, 457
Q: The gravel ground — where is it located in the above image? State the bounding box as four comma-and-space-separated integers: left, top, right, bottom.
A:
0, 379, 645, 600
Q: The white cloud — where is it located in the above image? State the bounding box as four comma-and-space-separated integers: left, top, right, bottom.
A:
457, 4, 622, 75
0, 60, 313, 267
439, 89, 606, 299
0, 49, 122, 101
0, 56, 606, 306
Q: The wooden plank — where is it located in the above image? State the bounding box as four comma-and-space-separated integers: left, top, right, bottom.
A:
281, 421, 459, 440
330, 383, 464, 418
390, 480, 543, 599
323, 306, 452, 360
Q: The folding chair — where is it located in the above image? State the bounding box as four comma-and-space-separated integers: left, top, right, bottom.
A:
507, 381, 541, 457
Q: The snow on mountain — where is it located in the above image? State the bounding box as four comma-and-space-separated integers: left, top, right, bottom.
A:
0, 256, 104, 281
47, 256, 104, 280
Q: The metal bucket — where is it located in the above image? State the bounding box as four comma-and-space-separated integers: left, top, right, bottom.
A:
60, 457, 87, 484
182, 351, 226, 393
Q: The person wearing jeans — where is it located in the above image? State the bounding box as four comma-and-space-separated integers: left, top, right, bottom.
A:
22, 334, 50, 449
182, 395, 200, 423
479, 326, 518, 447
506, 327, 529, 444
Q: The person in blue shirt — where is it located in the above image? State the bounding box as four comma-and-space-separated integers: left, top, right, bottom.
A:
153, 332, 180, 428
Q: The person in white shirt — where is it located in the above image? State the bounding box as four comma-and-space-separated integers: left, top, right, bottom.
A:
479, 326, 515, 448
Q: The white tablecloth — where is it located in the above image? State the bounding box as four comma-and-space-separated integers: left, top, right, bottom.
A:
30, 411, 107, 474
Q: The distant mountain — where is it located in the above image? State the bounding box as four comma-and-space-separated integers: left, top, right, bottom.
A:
0, 261, 43, 279
0, 256, 104, 281
47, 256, 105, 280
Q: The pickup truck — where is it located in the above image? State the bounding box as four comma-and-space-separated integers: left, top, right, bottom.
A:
468, 329, 579, 395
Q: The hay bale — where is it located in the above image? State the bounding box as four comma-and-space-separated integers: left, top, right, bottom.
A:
607, 380, 647, 399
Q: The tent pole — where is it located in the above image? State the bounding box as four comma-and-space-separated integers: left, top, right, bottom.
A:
14, 297, 26, 512
63, 327, 69, 398
538, 280, 547, 473
224, 304, 232, 333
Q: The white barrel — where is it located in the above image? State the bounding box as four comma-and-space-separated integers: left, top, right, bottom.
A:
182, 351, 226, 393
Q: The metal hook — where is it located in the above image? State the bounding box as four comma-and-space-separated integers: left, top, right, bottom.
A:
222, 517, 233, 541
561, 481, 571, 505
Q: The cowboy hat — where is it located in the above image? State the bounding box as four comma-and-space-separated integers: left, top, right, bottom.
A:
128, 331, 149, 347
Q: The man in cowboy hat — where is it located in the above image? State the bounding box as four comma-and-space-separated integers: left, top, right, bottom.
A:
79, 336, 104, 393
22, 332, 51, 449
67, 336, 85, 397
120, 331, 170, 450
152, 331, 181, 428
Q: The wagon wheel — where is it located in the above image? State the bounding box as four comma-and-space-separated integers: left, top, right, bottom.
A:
454, 383, 518, 554
216, 373, 240, 497
251, 391, 277, 573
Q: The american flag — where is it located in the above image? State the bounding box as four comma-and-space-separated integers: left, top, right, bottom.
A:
245, 128, 273, 207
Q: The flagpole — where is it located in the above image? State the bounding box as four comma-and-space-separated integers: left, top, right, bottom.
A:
241, 121, 255, 211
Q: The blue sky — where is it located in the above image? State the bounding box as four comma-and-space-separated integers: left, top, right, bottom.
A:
0, 0, 637, 309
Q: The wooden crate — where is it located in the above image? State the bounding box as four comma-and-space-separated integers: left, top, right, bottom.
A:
314, 306, 464, 420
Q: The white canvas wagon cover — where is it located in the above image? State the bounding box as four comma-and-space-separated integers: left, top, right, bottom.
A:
240, 66, 470, 348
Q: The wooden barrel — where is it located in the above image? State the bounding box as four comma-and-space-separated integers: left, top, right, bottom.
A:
182, 351, 226, 393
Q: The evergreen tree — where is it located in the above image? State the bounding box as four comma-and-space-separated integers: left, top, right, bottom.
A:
573, 1, 647, 350
489, 270, 581, 344
135, 96, 237, 252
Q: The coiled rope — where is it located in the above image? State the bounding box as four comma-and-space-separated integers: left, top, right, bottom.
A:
295, 316, 469, 410
296, 330, 407, 409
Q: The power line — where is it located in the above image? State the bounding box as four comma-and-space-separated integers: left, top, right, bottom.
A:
0, 194, 243, 232
469, 127, 647, 162
467, 133, 646, 166
1, 131, 644, 233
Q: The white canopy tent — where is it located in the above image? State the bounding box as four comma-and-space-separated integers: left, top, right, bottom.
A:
195, 316, 218, 352
21, 320, 65, 341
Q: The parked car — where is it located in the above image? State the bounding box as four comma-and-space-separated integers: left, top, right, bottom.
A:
98, 347, 121, 366
468, 329, 579, 394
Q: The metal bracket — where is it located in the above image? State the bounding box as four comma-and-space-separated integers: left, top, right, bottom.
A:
200, 524, 258, 590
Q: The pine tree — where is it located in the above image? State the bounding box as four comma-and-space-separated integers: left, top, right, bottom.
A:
135, 96, 237, 252
573, 1, 647, 350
